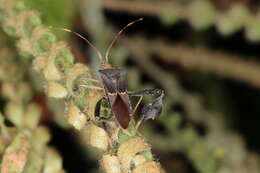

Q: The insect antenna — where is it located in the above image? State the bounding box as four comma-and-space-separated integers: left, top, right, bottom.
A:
49, 26, 103, 61
104, 18, 143, 62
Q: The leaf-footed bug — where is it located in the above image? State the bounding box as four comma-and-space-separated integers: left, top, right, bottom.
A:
50, 18, 165, 129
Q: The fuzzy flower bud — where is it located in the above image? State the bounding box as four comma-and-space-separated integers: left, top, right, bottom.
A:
66, 101, 86, 130
47, 81, 68, 98
83, 123, 109, 150
101, 154, 121, 173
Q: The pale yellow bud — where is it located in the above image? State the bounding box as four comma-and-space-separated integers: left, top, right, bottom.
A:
83, 123, 109, 150
1, 130, 31, 173
33, 55, 47, 70
1, 82, 15, 100
43, 148, 63, 173
132, 154, 146, 167
101, 154, 121, 173
17, 38, 33, 55
5, 102, 24, 127
133, 161, 163, 173
43, 62, 61, 81
43, 42, 68, 80
66, 63, 90, 96
31, 126, 51, 153
84, 89, 103, 119
67, 101, 86, 130
117, 137, 150, 171
18, 82, 32, 101
23, 103, 41, 129
4, 11, 37, 36
47, 81, 68, 98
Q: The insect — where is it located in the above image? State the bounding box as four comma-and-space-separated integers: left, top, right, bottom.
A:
98, 68, 132, 128
52, 18, 164, 129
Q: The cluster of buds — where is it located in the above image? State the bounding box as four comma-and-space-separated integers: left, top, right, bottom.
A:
0, 0, 165, 172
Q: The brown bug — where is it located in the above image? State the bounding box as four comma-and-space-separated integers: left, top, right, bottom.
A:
52, 18, 164, 129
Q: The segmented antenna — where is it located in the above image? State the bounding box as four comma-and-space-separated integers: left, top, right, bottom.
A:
49, 26, 103, 61
49, 18, 143, 63
104, 18, 143, 62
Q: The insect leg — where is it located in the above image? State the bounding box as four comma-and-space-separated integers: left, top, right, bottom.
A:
72, 84, 104, 97
132, 95, 143, 116
78, 84, 104, 90
81, 77, 101, 83
135, 118, 143, 130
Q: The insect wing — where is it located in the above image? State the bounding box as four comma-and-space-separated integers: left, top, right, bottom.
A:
112, 94, 131, 129
118, 93, 132, 114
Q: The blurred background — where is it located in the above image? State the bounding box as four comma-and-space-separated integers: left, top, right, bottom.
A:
3, 0, 260, 172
